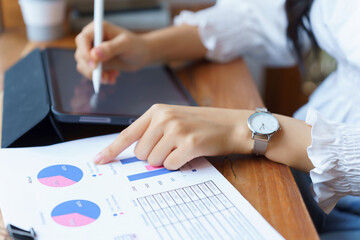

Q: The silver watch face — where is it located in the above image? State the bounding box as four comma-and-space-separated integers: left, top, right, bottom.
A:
248, 111, 279, 135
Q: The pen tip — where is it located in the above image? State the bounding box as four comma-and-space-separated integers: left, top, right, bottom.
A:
90, 93, 99, 109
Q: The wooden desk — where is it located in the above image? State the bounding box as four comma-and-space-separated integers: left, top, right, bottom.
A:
0, 1, 318, 239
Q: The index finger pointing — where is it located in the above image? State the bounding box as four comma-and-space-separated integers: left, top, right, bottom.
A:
94, 109, 153, 164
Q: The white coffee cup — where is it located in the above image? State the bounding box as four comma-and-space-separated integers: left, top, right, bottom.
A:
19, 0, 66, 41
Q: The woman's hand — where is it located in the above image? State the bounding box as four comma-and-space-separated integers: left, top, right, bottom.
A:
75, 22, 207, 83
93, 104, 253, 170
75, 21, 151, 83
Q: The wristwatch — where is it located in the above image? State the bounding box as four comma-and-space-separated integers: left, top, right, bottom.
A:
247, 108, 280, 155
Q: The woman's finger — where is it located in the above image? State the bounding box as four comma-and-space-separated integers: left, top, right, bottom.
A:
94, 107, 155, 164
147, 135, 175, 167
163, 148, 192, 170
134, 121, 164, 161
75, 22, 94, 61
91, 33, 131, 62
76, 59, 94, 80
102, 70, 119, 85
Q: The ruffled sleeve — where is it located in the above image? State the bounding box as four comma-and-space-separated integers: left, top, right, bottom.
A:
173, 0, 298, 66
306, 108, 360, 214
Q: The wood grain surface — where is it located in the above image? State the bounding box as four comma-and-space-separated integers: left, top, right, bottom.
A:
0, 0, 318, 239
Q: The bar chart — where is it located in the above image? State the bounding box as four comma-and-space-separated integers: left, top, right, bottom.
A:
120, 157, 142, 165
128, 168, 176, 182
120, 157, 178, 182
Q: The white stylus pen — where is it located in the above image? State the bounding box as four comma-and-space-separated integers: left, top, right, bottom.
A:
92, 0, 104, 94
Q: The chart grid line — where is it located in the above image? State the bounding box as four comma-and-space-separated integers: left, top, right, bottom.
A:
137, 181, 265, 240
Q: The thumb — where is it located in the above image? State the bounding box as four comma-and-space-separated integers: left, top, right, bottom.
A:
90, 34, 130, 62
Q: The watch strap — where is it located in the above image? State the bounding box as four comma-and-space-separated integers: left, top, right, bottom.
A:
253, 135, 269, 155
252, 107, 269, 155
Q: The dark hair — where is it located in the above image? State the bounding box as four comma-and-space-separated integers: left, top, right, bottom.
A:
285, 0, 318, 70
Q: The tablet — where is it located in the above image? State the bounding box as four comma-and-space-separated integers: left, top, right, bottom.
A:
44, 48, 196, 125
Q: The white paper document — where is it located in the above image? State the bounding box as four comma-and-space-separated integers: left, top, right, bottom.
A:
0, 134, 284, 240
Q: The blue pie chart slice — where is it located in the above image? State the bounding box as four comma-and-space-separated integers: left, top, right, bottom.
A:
51, 200, 101, 227
37, 165, 83, 187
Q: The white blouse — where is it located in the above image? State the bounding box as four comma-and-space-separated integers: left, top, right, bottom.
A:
174, 0, 360, 214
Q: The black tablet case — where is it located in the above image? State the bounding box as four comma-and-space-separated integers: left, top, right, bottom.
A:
2, 49, 126, 148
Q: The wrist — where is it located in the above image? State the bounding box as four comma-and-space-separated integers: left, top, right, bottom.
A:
229, 110, 253, 155
141, 31, 167, 64
141, 25, 207, 64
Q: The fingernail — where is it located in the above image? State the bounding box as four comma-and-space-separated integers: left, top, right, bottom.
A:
88, 61, 95, 68
94, 48, 104, 58
93, 153, 104, 164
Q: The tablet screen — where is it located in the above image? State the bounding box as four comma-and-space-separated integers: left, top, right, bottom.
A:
46, 49, 193, 120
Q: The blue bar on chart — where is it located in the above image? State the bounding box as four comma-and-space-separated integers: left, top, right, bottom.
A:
127, 168, 177, 181
120, 157, 142, 165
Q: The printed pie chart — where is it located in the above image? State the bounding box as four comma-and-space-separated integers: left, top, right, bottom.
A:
37, 165, 83, 187
51, 200, 101, 227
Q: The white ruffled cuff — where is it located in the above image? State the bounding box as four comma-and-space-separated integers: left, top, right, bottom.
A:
306, 108, 360, 214
173, 2, 263, 63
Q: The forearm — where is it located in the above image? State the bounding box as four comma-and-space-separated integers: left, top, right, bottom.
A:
233, 111, 314, 173
142, 24, 208, 63
266, 114, 314, 172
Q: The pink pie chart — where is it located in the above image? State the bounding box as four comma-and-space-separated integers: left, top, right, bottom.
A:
37, 165, 83, 187
51, 200, 101, 227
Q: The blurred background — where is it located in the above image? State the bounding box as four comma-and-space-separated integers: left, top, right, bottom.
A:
0, 0, 336, 117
